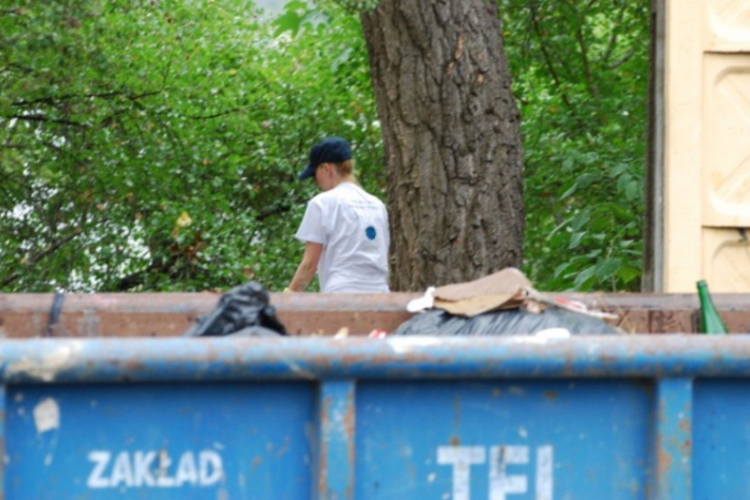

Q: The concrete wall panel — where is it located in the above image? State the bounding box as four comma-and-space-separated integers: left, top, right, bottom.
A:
663, 0, 750, 291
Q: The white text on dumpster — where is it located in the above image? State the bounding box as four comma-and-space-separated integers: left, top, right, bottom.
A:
87, 450, 224, 489
438, 445, 553, 500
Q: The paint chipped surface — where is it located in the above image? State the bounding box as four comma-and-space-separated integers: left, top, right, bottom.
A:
33, 397, 60, 433
535, 328, 571, 339
281, 358, 315, 379
388, 337, 442, 354
7, 342, 82, 382
504, 336, 568, 346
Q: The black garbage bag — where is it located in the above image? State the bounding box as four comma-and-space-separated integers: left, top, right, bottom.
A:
391, 307, 620, 336
183, 281, 287, 337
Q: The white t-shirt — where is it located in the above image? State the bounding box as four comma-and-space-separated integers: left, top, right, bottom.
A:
295, 182, 390, 293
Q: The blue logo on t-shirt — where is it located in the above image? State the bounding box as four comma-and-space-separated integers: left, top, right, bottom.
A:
365, 226, 377, 240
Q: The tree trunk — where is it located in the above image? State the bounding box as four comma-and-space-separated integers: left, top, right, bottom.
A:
361, 0, 525, 291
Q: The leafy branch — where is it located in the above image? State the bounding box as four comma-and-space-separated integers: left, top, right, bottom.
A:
0, 229, 82, 288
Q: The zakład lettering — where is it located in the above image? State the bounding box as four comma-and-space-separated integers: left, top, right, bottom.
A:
87, 450, 224, 489
438, 445, 553, 500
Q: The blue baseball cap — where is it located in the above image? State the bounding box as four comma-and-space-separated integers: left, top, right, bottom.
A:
298, 137, 352, 180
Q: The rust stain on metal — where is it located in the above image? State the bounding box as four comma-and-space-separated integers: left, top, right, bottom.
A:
681, 438, 692, 455
123, 359, 147, 371
344, 390, 355, 455
657, 447, 673, 476
251, 455, 262, 471
543, 390, 559, 401
450, 435, 460, 446
678, 418, 692, 434
317, 395, 330, 498
345, 388, 355, 500
600, 353, 619, 365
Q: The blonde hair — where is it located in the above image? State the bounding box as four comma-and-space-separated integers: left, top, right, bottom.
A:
332, 159, 357, 181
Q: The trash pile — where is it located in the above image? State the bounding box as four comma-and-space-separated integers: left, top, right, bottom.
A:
391, 267, 620, 337
183, 281, 287, 337
183, 269, 621, 339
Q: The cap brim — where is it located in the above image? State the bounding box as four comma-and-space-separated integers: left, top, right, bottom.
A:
298, 162, 316, 180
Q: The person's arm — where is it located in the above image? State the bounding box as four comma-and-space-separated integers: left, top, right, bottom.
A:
287, 242, 323, 292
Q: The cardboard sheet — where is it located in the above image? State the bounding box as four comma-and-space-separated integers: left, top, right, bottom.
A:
433, 267, 536, 316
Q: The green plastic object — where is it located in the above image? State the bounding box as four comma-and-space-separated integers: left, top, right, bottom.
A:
697, 280, 728, 334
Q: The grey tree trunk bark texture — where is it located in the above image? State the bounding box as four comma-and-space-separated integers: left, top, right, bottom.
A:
361, 0, 525, 291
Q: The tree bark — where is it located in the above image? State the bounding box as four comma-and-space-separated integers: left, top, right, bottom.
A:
361, 0, 525, 291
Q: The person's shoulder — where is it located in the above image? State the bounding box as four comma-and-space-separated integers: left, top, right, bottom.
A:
310, 188, 338, 202
347, 183, 383, 201
361, 188, 387, 208
309, 188, 342, 209
320, 183, 357, 201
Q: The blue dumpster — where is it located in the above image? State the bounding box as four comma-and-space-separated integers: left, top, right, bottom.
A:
0, 335, 745, 499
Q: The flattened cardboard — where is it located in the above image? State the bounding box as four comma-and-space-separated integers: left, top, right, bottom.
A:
433, 292, 527, 316
433, 267, 535, 317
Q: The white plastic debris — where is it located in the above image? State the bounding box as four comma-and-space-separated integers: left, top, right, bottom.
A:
406, 286, 436, 313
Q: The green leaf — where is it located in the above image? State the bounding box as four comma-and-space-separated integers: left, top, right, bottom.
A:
573, 266, 597, 289
570, 209, 591, 231
625, 180, 641, 201
554, 261, 572, 279
568, 232, 585, 249
617, 265, 641, 284
272, 9, 304, 37
594, 258, 621, 281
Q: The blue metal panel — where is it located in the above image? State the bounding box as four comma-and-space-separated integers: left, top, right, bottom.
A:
316, 380, 356, 500
0, 336, 749, 499
693, 379, 750, 499
1, 336, 750, 383
5, 383, 314, 499
0, 385, 5, 500
652, 378, 692, 500
355, 380, 651, 500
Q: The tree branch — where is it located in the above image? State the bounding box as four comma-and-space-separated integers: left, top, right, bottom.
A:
607, 48, 636, 70
186, 108, 242, 120
560, 0, 596, 97
12, 89, 164, 108
6, 114, 87, 127
528, 0, 574, 111
114, 256, 178, 291
256, 203, 293, 221
574, 20, 596, 96
600, 1, 628, 67
0, 229, 81, 288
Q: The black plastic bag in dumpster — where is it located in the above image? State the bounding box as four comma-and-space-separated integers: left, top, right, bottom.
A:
391, 308, 620, 336
183, 282, 287, 337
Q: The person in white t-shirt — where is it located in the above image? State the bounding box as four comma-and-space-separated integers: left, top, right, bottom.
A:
286, 137, 390, 293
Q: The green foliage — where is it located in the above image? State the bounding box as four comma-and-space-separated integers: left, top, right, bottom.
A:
0, 0, 381, 292
1, 0, 650, 293
500, 0, 649, 291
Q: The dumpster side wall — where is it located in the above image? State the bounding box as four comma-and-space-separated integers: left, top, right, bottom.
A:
0, 293, 419, 338
2, 336, 749, 499
2, 292, 746, 337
